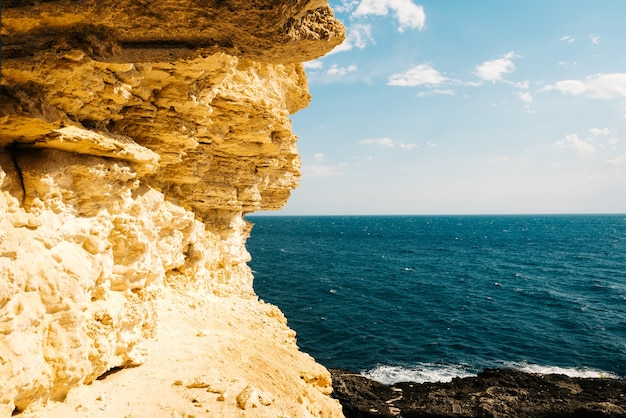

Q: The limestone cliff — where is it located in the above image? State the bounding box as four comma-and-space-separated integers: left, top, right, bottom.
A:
0, 1, 345, 416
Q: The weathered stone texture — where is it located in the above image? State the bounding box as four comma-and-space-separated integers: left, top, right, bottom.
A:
331, 368, 626, 418
0, 1, 345, 416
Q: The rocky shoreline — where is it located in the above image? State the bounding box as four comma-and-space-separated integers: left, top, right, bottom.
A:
331, 368, 626, 417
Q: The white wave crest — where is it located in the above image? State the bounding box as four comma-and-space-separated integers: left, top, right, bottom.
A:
362, 362, 621, 385
362, 363, 476, 385
507, 361, 620, 379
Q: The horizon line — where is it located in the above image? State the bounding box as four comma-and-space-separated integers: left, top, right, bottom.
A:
246, 212, 626, 217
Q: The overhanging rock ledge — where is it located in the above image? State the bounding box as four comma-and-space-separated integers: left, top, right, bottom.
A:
0, 1, 345, 416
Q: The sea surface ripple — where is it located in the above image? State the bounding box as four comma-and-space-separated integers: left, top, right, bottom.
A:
246, 215, 626, 384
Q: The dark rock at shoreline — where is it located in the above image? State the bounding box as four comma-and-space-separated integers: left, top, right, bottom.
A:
330, 368, 626, 418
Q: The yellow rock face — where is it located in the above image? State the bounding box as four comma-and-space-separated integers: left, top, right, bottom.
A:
0, 1, 345, 416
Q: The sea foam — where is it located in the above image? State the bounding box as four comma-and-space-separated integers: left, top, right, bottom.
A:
363, 363, 476, 385
363, 362, 620, 385
508, 361, 621, 379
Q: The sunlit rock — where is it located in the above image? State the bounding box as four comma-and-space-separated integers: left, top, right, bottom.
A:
0, 1, 345, 416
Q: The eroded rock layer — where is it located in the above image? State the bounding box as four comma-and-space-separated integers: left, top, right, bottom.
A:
0, 1, 345, 416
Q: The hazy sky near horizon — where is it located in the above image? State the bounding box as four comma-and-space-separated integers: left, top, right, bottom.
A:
276, 0, 626, 215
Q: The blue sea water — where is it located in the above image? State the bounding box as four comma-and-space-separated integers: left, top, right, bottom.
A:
246, 215, 626, 384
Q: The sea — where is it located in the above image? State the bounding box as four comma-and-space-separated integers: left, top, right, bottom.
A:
245, 215, 626, 385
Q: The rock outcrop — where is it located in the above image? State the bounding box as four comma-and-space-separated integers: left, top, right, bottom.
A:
331, 368, 626, 418
0, 1, 345, 416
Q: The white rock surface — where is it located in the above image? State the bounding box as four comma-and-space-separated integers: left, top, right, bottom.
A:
0, 1, 345, 416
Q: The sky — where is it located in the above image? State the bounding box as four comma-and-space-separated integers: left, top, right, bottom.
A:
275, 0, 626, 215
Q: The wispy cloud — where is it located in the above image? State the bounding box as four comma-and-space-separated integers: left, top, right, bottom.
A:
543, 80, 587, 95
300, 153, 347, 177
329, 1, 425, 56
517, 91, 533, 103
360, 137, 417, 150
305, 62, 359, 82
361, 138, 395, 148
589, 128, 619, 149
352, 0, 426, 32
560, 35, 575, 43
334, 0, 360, 13
589, 34, 601, 45
558, 61, 578, 69
388, 64, 448, 86
553, 128, 623, 160
511, 80, 530, 89
589, 128, 613, 137
609, 153, 626, 167
553, 134, 595, 157
329, 23, 374, 54
516, 90, 534, 113
303, 60, 324, 69
389, 56, 529, 98
325, 64, 358, 76
475, 52, 518, 82
417, 89, 455, 98
542, 73, 626, 99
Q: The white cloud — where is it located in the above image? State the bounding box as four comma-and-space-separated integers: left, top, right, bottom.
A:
589, 128, 612, 137
560, 35, 575, 43
609, 153, 626, 167
352, 0, 426, 32
361, 137, 396, 148
558, 61, 578, 69
325, 64, 358, 76
553, 134, 595, 156
475, 52, 517, 82
304, 60, 324, 69
585, 74, 626, 99
300, 153, 348, 176
543, 79, 587, 95
360, 137, 417, 150
517, 91, 533, 103
329, 23, 374, 54
542, 73, 626, 99
512, 80, 530, 89
334, 0, 360, 13
417, 89, 456, 97
305, 61, 359, 83
589, 34, 601, 45
388, 64, 448, 86
399, 143, 418, 150
589, 128, 620, 148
